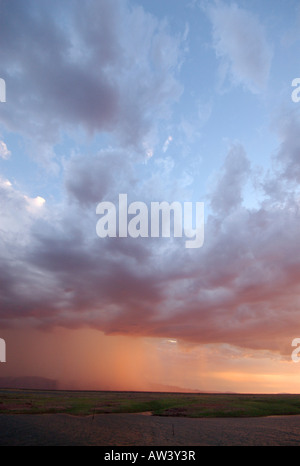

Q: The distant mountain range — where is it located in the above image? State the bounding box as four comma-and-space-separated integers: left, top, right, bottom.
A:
148, 382, 234, 394
0, 376, 57, 390
0, 377, 237, 393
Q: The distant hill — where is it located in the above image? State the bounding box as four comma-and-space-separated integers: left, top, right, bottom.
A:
149, 382, 205, 393
149, 382, 236, 394
0, 376, 57, 390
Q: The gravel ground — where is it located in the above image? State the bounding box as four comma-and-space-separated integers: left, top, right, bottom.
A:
1, 413, 300, 446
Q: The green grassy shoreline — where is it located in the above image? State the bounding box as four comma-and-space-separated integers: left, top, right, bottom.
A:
1, 389, 300, 418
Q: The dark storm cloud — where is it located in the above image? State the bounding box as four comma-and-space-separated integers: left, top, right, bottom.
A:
209, 143, 251, 216
273, 110, 300, 183
1, 137, 300, 357
64, 149, 135, 206
1, 0, 300, 359
0, 0, 182, 162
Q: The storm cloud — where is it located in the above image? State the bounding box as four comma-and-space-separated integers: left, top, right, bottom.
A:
0, 0, 299, 364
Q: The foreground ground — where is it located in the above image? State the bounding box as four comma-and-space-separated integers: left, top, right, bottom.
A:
1, 390, 300, 445
1, 412, 300, 445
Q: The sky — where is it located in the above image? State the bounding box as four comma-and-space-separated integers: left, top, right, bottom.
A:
0, 0, 300, 393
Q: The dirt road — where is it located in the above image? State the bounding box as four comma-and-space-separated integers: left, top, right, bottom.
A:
0, 412, 300, 446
